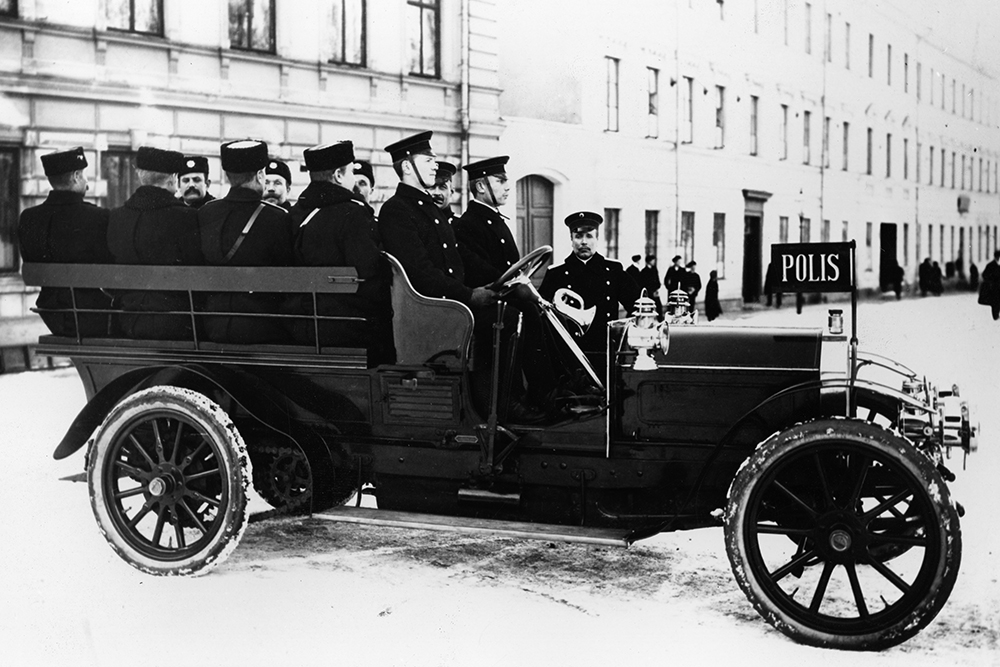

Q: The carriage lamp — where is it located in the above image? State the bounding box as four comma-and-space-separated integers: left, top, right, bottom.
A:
627, 293, 669, 371
828, 309, 844, 335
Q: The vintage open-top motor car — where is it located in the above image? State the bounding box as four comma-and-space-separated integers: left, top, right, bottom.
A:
24, 243, 977, 650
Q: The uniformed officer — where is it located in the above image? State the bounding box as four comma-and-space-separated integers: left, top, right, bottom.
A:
352, 159, 375, 206
107, 146, 202, 340
454, 156, 520, 287
198, 139, 295, 343
178, 156, 216, 209
263, 158, 293, 210
18, 147, 113, 337
428, 160, 458, 222
378, 131, 496, 309
290, 141, 393, 364
539, 211, 640, 367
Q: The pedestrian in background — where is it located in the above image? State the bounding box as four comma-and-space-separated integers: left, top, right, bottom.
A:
640, 254, 663, 316
764, 261, 782, 308
979, 250, 1000, 321
705, 269, 722, 322
918, 258, 932, 296
682, 260, 702, 315
626, 254, 642, 285
931, 261, 944, 295
664, 255, 685, 293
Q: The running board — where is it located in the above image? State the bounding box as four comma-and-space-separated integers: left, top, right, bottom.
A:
310, 506, 631, 548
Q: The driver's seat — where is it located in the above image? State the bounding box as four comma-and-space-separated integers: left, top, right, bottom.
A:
384, 252, 474, 371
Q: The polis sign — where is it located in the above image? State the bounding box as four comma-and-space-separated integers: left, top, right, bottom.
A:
770, 241, 855, 293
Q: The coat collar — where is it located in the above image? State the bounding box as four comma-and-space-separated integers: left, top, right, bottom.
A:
394, 182, 436, 208
44, 189, 86, 206
295, 180, 356, 209
124, 185, 188, 211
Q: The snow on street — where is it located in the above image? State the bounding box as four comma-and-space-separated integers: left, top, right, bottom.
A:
1, 293, 997, 667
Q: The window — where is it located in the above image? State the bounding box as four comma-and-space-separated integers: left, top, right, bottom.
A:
604, 208, 620, 258
866, 127, 873, 175
822, 116, 830, 167
904, 53, 909, 93
940, 148, 945, 186
886, 133, 892, 178
842, 121, 849, 170
903, 223, 910, 265
865, 222, 873, 270
844, 21, 851, 69
780, 104, 788, 159
804, 3, 812, 54
904, 138, 909, 180
962, 83, 966, 117
803, 110, 811, 164
940, 73, 946, 110
916, 61, 922, 100
0, 0, 15, 16
713, 213, 726, 278
842, 220, 849, 242
229, 0, 275, 53
329, 0, 366, 66
929, 224, 934, 259
101, 149, 137, 210
917, 223, 922, 259
979, 157, 984, 192
929, 145, 934, 185
821, 219, 831, 242
824, 12, 831, 62
951, 78, 956, 113
714, 85, 725, 148
680, 211, 695, 263
916, 142, 922, 182
783, 0, 789, 46
0, 147, 18, 272
407, 0, 440, 77
951, 151, 956, 188
605, 57, 620, 132
644, 210, 659, 260
886, 43, 892, 86
779, 216, 789, 244
682, 77, 694, 143
961, 154, 966, 189
749, 95, 759, 155
106, 0, 162, 35
799, 216, 811, 243
647, 67, 659, 138
929, 68, 935, 106
867, 33, 874, 78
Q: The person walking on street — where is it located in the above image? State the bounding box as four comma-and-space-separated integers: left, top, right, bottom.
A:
918, 258, 932, 296
764, 261, 783, 308
980, 250, 1000, 321
705, 270, 722, 322
626, 255, 642, 285
640, 255, 663, 316
682, 260, 702, 315
664, 255, 685, 292
931, 261, 944, 296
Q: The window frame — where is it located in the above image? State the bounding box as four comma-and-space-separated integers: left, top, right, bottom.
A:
0, 145, 19, 274
106, 0, 164, 36
0, 0, 16, 17
644, 210, 659, 261
329, 0, 367, 67
606, 56, 620, 133
680, 211, 695, 263
406, 0, 441, 78
229, 0, 276, 54
749, 95, 759, 156
713, 212, 726, 278
646, 66, 659, 139
604, 207, 620, 258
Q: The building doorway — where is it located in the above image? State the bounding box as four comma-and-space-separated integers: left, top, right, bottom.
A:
516, 175, 554, 279
879, 223, 898, 292
741, 189, 771, 303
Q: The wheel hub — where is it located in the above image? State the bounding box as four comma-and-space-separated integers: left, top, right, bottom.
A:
828, 529, 852, 552
148, 476, 170, 497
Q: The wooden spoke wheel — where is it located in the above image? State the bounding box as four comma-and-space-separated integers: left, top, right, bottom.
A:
725, 419, 961, 650
88, 386, 251, 576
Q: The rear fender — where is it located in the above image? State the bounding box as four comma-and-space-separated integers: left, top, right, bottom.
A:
53, 364, 347, 467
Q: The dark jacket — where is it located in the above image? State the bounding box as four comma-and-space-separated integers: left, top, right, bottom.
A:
454, 199, 520, 287
290, 181, 393, 363
185, 193, 216, 209
539, 252, 640, 360
198, 187, 294, 343
705, 275, 723, 321
107, 185, 203, 339
18, 190, 114, 337
379, 183, 473, 305
664, 264, 685, 292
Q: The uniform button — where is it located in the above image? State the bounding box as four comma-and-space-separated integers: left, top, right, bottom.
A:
500, 239, 505, 244
448, 268, 454, 274
418, 201, 423, 205
442, 243, 448, 248
606, 280, 611, 285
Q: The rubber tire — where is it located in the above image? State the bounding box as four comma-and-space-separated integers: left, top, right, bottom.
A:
88, 386, 251, 576
724, 418, 961, 650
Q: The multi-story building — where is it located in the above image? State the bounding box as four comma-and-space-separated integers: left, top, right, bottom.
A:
498, 0, 1000, 303
0, 0, 502, 370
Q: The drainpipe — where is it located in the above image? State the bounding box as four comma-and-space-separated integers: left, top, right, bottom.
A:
460, 0, 471, 209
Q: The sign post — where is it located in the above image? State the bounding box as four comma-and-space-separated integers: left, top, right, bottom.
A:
770, 241, 858, 416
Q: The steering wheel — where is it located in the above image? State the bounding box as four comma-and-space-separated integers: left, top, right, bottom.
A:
489, 245, 552, 292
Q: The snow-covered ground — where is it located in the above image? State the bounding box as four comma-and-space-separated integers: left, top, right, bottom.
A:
1, 293, 997, 667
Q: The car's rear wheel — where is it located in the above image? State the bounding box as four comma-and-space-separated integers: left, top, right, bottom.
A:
725, 419, 961, 650
88, 386, 251, 576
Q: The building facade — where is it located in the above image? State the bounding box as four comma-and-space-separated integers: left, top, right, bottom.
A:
498, 0, 1000, 303
0, 0, 502, 369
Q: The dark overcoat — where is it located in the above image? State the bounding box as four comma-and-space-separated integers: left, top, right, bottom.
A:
454, 199, 520, 287
290, 181, 393, 363
107, 185, 203, 339
18, 190, 114, 336
198, 186, 294, 343
539, 252, 640, 360
379, 183, 473, 305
